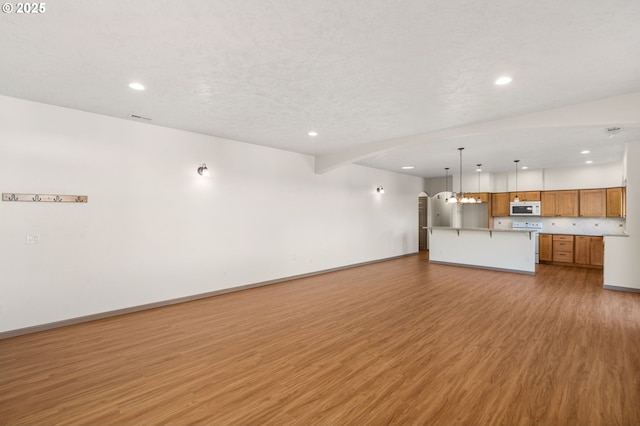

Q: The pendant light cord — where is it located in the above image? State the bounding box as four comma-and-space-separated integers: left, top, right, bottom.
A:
514, 160, 520, 201
458, 148, 464, 199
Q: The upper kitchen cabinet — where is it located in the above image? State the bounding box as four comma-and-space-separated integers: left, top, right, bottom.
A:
491, 192, 510, 217
465, 192, 490, 203
541, 190, 579, 217
606, 187, 626, 218
579, 189, 606, 217
509, 191, 541, 202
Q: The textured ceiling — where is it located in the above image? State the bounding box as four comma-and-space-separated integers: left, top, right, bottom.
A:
1, 0, 639, 177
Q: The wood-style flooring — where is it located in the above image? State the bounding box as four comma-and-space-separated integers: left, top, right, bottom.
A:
1, 252, 639, 425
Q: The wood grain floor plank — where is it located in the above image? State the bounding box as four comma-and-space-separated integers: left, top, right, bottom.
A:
1, 253, 639, 425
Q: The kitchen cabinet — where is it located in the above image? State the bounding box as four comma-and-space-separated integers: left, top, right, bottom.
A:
606, 187, 626, 218
539, 234, 552, 262
579, 189, 606, 217
541, 190, 579, 217
552, 235, 574, 263
540, 234, 603, 268
590, 236, 604, 267
465, 192, 490, 203
574, 236, 604, 266
540, 192, 555, 216
491, 192, 510, 217
509, 191, 541, 202
574, 236, 590, 264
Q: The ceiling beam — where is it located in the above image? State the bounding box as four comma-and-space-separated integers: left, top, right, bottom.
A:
314, 92, 640, 174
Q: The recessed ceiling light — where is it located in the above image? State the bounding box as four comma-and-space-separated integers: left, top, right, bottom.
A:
308, 131, 318, 137
581, 150, 590, 154
401, 166, 414, 170
128, 82, 145, 91
585, 160, 594, 164
521, 166, 528, 170
495, 76, 512, 86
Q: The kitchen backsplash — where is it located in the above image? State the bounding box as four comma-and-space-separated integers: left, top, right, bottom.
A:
493, 217, 626, 236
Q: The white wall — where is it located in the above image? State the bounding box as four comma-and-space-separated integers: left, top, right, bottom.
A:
448, 162, 625, 194
474, 163, 623, 193
543, 163, 625, 190
422, 176, 450, 197
0, 96, 425, 333
604, 140, 640, 290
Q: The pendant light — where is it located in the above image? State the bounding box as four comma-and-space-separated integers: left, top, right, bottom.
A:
513, 160, 520, 202
475, 164, 483, 203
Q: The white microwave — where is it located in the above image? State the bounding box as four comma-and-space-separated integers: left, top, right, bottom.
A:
510, 201, 541, 216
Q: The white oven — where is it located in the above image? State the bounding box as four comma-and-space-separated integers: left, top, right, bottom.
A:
512, 221, 543, 263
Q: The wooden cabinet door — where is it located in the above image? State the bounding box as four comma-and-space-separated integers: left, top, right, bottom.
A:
476, 192, 490, 203
552, 234, 574, 263
509, 191, 540, 202
556, 190, 579, 217
541, 191, 556, 217
574, 236, 590, 264
491, 192, 510, 217
590, 236, 604, 266
579, 189, 606, 217
465, 192, 489, 203
606, 187, 624, 218
539, 234, 552, 262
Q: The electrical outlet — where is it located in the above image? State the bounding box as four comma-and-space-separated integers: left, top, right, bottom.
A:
26, 233, 40, 244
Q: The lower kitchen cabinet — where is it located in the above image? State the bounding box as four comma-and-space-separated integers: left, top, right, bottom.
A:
552, 235, 574, 263
574, 236, 590, 264
574, 236, 604, 266
539, 234, 552, 262
539, 234, 603, 268
590, 236, 604, 266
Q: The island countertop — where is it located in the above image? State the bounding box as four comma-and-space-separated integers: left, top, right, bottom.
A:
424, 226, 535, 233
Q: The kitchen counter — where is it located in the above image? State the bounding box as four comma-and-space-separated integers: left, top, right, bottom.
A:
428, 227, 535, 274
539, 231, 627, 237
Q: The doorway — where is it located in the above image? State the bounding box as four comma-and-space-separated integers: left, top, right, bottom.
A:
418, 195, 428, 251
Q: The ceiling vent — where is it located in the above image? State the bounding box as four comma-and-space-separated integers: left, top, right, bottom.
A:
130, 114, 152, 121
606, 126, 621, 137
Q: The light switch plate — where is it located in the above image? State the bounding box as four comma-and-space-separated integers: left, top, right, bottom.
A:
26, 233, 40, 244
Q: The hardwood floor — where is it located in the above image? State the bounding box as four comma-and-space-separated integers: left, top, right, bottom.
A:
1, 252, 639, 425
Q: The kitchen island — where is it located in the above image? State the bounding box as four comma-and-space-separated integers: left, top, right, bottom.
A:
427, 227, 536, 274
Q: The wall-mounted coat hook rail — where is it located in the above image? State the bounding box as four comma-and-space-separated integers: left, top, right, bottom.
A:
2, 193, 88, 203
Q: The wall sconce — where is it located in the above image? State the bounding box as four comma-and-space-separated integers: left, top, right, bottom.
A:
376, 186, 384, 194
197, 163, 209, 176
